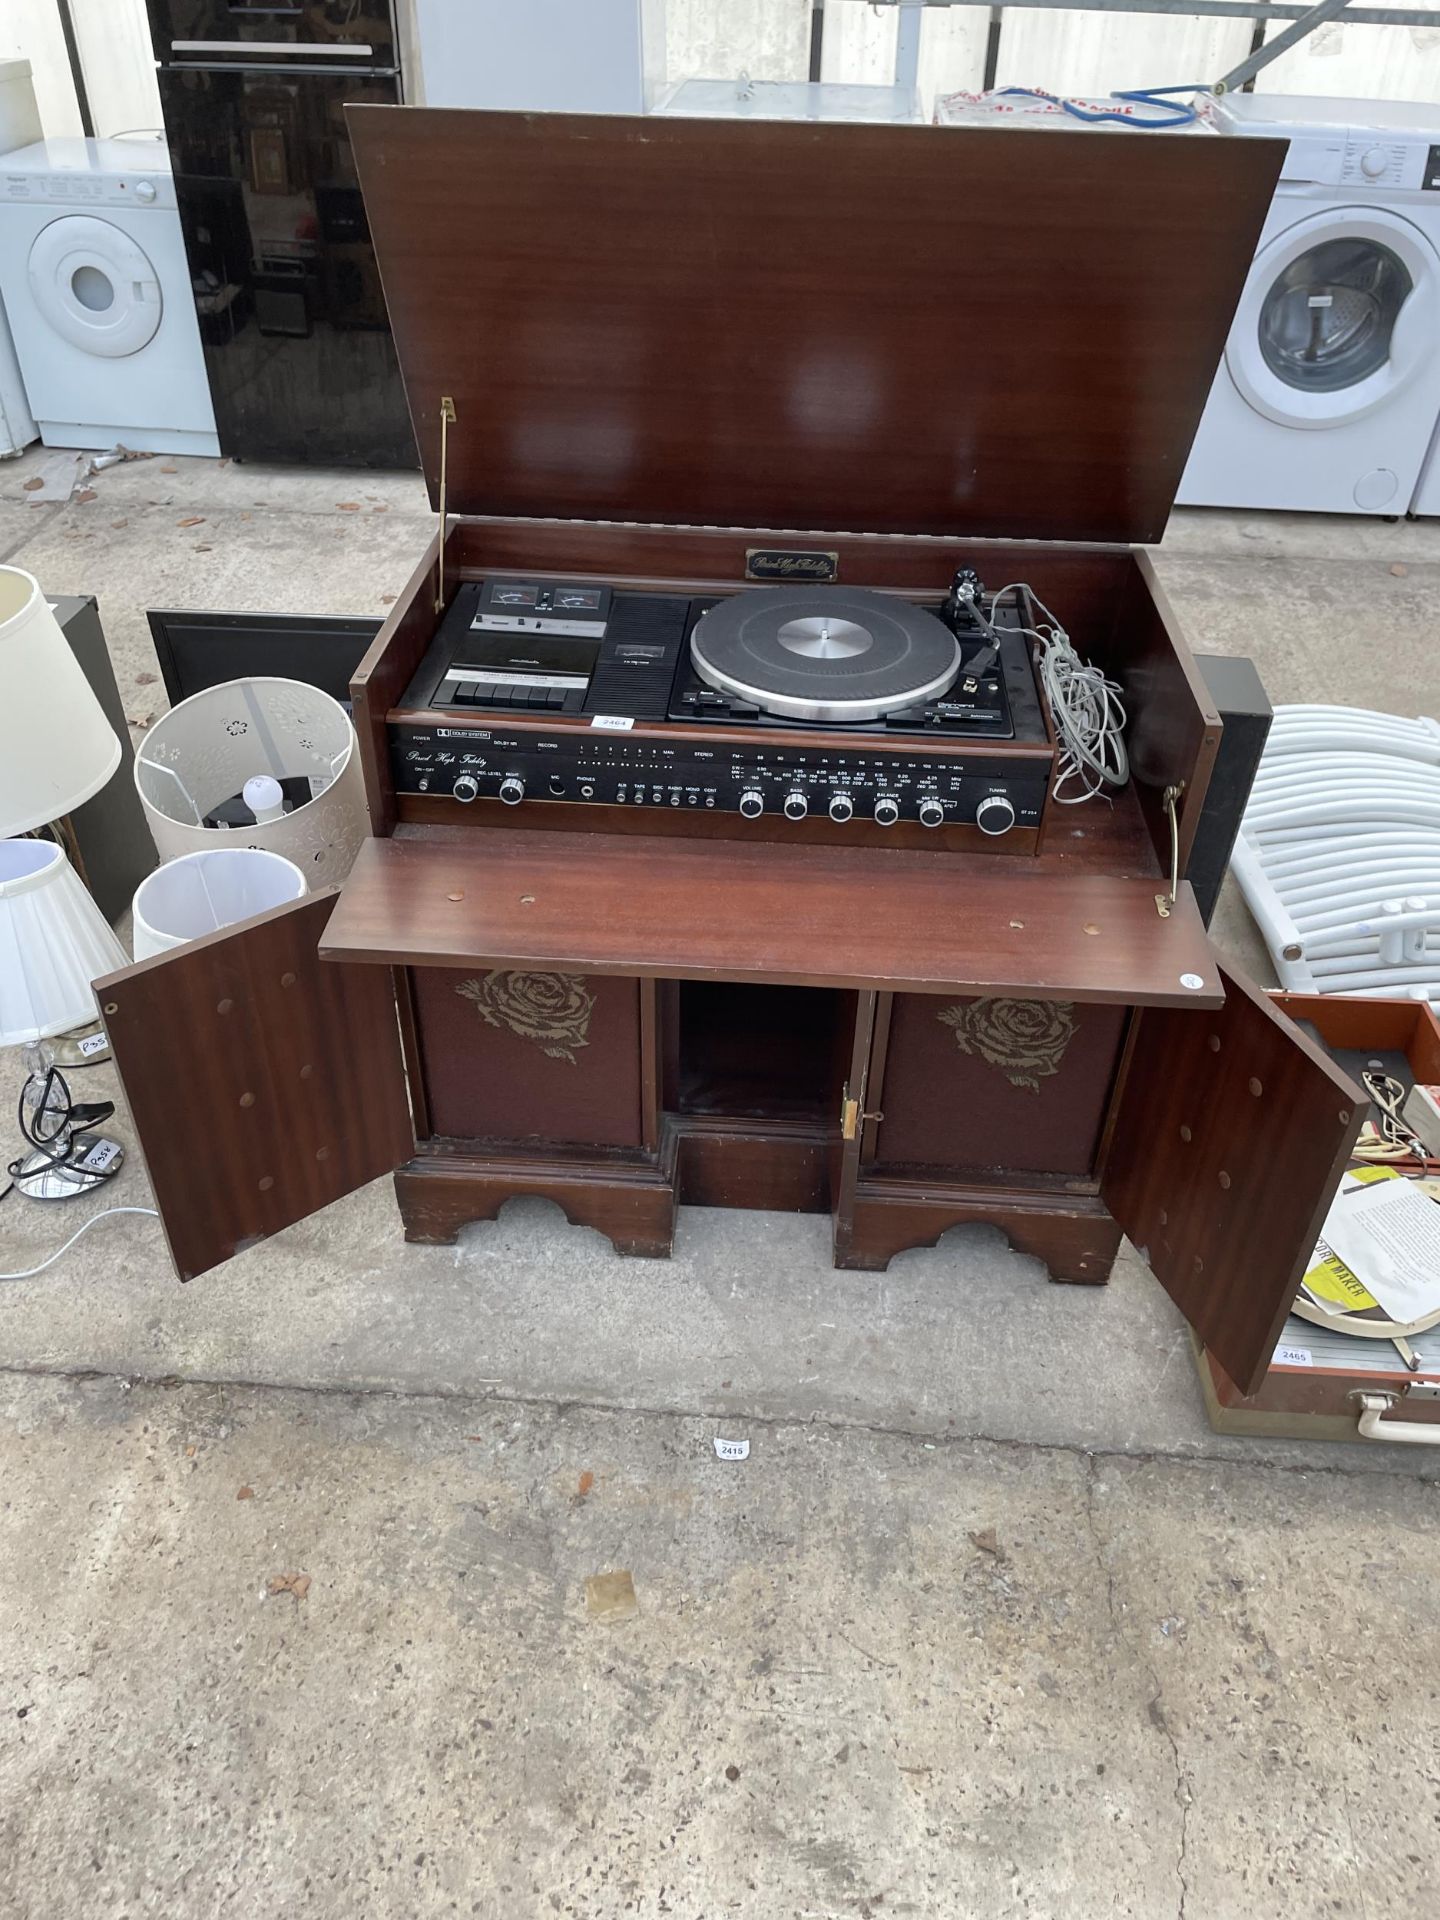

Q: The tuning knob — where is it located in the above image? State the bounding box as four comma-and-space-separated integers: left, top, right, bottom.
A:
451, 773, 479, 803
873, 795, 900, 827
975, 793, 1016, 836
783, 790, 809, 821
827, 792, 854, 823
918, 796, 945, 828
498, 775, 525, 807
738, 789, 764, 819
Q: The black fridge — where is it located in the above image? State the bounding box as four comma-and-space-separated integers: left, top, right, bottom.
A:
147, 2, 417, 467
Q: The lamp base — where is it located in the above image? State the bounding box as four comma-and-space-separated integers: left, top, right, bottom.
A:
13, 1134, 125, 1202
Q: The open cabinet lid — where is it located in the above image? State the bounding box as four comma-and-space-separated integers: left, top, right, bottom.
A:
94, 891, 413, 1283
347, 106, 1283, 547
1102, 957, 1364, 1397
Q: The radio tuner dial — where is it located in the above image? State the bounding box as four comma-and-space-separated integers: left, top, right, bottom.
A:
873, 795, 900, 828
738, 789, 765, 819
827, 792, 854, 823
451, 774, 479, 803
976, 793, 1017, 836
918, 796, 945, 829
783, 790, 809, 821
498, 775, 526, 807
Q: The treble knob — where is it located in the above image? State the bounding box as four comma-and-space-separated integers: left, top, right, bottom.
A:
827, 792, 854, 823
873, 795, 900, 827
498, 775, 525, 807
783, 790, 809, 822
451, 773, 479, 803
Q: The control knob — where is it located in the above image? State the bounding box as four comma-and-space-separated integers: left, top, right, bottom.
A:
873, 795, 900, 827
827, 792, 854, 823
738, 789, 765, 819
783, 790, 809, 822
498, 775, 526, 807
133, 181, 158, 204
918, 796, 946, 829
1360, 146, 1388, 179
975, 793, 1017, 836
451, 773, 479, 803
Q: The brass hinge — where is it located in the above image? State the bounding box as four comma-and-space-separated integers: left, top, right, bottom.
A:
434, 395, 457, 613
840, 1082, 883, 1142
1155, 781, 1184, 919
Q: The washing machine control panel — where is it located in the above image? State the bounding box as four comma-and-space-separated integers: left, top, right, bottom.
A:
2, 168, 174, 209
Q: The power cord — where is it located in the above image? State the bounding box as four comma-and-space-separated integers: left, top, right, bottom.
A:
978, 583, 1130, 804
992, 84, 1206, 130
1, 1208, 160, 1282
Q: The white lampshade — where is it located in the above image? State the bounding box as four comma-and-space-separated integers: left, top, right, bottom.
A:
0, 566, 122, 837
132, 846, 307, 960
133, 676, 368, 885
0, 838, 129, 1044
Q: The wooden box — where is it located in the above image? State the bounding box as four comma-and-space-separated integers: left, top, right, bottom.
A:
88, 108, 1384, 1401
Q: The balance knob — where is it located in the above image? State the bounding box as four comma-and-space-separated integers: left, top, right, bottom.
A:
975, 793, 1017, 837
498, 775, 525, 807
873, 795, 900, 827
783, 790, 809, 821
827, 792, 854, 823
451, 773, 479, 803
738, 789, 764, 819
918, 796, 945, 829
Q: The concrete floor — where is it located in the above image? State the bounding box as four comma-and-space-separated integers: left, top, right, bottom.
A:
2, 446, 1439, 1916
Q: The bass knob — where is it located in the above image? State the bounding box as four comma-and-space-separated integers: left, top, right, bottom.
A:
783, 790, 809, 821
975, 793, 1017, 836
498, 775, 526, 807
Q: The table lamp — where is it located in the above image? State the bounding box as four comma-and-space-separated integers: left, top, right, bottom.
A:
0, 565, 121, 836
133, 676, 367, 884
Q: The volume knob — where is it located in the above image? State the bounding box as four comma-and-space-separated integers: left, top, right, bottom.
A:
975, 793, 1016, 836
873, 795, 900, 827
918, 796, 945, 828
738, 789, 764, 819
783, 790, 809, 821
452, 773, 479, 803
498, 775, 525, 807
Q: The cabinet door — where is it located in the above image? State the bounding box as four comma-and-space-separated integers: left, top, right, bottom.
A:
1102, 958, 1363, 1395
831, 991, 880, 1262
94, 891, 413, 1282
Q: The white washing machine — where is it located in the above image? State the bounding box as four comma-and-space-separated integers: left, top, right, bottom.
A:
0, 137, 218, 457
1177, 95, 1440, 516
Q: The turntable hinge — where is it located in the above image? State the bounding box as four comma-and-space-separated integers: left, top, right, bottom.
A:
1155, 782, 1184, 919
841, 1081, 883, 1143
434, 395, 457, 613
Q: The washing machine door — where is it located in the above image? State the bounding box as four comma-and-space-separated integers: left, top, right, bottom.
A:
1226, 207, 1438, 430
27, 215, 163, 359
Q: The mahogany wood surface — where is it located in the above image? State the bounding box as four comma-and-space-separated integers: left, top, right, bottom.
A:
95, 893, 413, 1283
1103, 958, 1364, 1396
837, 1177, 1122, 1283
320, 828, 1222, 1006
1197, 1338, 1440, 1438
676, 1117, 832, 1215
351, 533, 439, 837
398, 1132, 679, 1258
348, 108, 1281, 545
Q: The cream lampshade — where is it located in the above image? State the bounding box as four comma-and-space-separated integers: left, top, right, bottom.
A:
131, 846, 307, 960
133, 677, 368, 885
0, 838, 129, 1045
0, 566, 122, 837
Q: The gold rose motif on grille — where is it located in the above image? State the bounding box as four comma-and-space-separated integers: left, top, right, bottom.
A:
936, 997, 1076, 1093
457, 971, 595, 1065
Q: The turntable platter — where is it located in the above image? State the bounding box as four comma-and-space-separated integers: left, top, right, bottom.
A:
689, 587, 960, 724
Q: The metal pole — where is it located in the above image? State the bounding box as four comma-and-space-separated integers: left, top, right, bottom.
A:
894, 0, 925, 91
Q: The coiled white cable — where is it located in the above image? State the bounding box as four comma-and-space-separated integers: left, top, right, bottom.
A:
0, 1207, 159, 1281
986, 584, 1129, 804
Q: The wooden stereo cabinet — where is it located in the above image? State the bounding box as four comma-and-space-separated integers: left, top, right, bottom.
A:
93, 109, 1373, 1398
